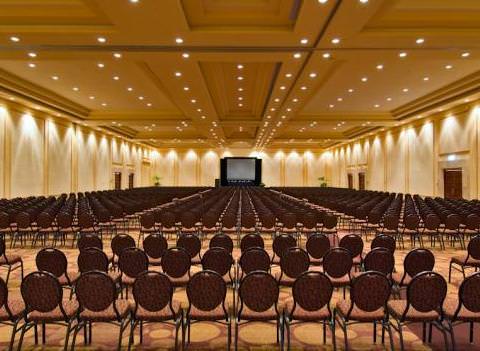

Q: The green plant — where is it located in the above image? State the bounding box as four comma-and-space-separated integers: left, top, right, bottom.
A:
153, 175, 161, 186
318, 176, 328, 187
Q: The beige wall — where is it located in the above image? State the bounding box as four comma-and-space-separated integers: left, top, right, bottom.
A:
0, 99, 158, 199
326, 101, 480, 199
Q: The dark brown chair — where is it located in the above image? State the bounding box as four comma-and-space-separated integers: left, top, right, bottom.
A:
118, 247, 149, 297
36, 248, 79, 293
402, 214, 420, 249
422, 214, 443, 249
77, 233, 102, 251
444, 214, 464, 249
323, 248, 353, 298
185, 270, 231, 350
305, 233, 330, 266
162, 247, 191, 288
388, 271, 449, 350
339, 234, 364, 270
209, 233, 234, 254
392, 248, 435, 296
360, 248, 395, 278
0, 236, 23, 285
143, 233, 167, 266
110, 234, 135, 270
463, 214, 480, 239
57, 212, 79, 248
370, 234, 396, 254
271, 234, 296, 265
0, 276, 25, 351
177, 233, 202, 265
160, 211, 178, 238
238, 247, 271, 281
202, 213, 219, 238
240, 233, 264, 252
12, 212, 33, 248
138, 212, 157, 246
201, 247, 234, 285
336, 271, 393, 351
276, 247, 310, 287
77, 247, 120, 283
33, 212, 56, 247
70, 271, 130, 349
129, 271, 182, 350
18, 271, 78, 350
449, 234, 480, 283
444, 272, 480, 349
235, 271, 283, 350
321, 215, 338, 245
284, 271, 335, 349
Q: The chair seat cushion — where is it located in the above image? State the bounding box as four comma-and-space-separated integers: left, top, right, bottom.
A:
148, 257, 162, 266
451, 255, 480, 267
0, 297, 25, 321
392, 272, 411, 286
188, 303, 229, 321
387, 300, 439, 322
274, 272, 296, 287
58, 272, 80, 286
168, 273, 190, 287
238, 305, 279, 321
134, 300, 181, 321
0, 254, 22, 265
285, 299, 330, 321
80, 300, 130, 322
28, 299, 79, 322
336, 300, 384, 322
444, 298, 480, 322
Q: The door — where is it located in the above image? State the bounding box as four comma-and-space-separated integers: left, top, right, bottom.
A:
128, 173, 134, 189
443, 168, 462, 199
358, 172, 366, 190
114, 172, 122, 190
347, 173, 353, 189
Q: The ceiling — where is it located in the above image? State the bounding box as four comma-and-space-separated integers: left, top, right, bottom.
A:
0, 0, 479, 150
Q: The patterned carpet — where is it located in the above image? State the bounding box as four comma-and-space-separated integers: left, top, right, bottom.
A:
1, 230, 479, 351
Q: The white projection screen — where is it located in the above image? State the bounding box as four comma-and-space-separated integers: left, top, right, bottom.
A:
226, 158, 256, 180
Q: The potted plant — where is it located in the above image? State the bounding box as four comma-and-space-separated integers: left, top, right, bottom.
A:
318, 176, 328, 187
153, 175, 161, 186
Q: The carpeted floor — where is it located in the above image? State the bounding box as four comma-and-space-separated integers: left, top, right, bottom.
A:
0, 229, 479, 350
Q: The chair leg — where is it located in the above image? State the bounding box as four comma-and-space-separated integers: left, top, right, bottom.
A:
470, 321, 474, 343
331, 319, 337, 351
386, 320, 395, 351
8, 320, 20, 351
16, 323, 28, 351
63, 321, 73, 351
234, 320, 239, 351
397, 321, 405, 351
227, 318, 231, 351
373, 320, 377, 343
128, 320, 136, 350
449, 262, 453, 283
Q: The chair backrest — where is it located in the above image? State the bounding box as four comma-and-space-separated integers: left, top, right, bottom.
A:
280, 247, 310, 279
75, 271, 118, 314
161, 247, 191, 278
160, 211, 176, 228
77, 233, 103, 251
455, 272, 480, 318
78, 247, 109, 273
36, 248, 68, 278
339, 234, 364, 258
201, 247, 233, 277
383, 215, 399, 231
370, 234, 396, 253
239, 247, 271, 275
323, 215, 337, 229
56, 212, 73, 228
187, 270, 227, 314
180, 211, 196, 229
143, 234, 168, 259
282, 213, 297, 229
0, 212, 10, 229
133, 271, 173, 313
16, 212, 31, 229
21, 271, 63, 313
37, 212, 54, 229
406, 271, 447, 316
305, 233, 330, 260
445, 214, 461, 230
272, 234, 296, 260
363, 248, 395, 275
302, 212, 317, 229
403, 214, 420, 230
140, 212, 155, 229
78, 212, 95, 229
240, 233, 264, 252
467, 235, 480, 260
348, 271, 391, 316
118, 247, 149, 279
177, 233, 201, 259
424, 214, 440, 230
323, 247, 353, 279
292, 271, 332, 313
111, 234, 135, 258
209, 233, 233, 254
239, 271, 279, 315
466, 214, 480, 231
202, 212, 218, 229
242, 213, 256, 229
404, 248, 435, 278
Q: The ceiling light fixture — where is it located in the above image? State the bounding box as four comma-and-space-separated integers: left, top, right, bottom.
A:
237, 64, 244, 69
182, 53, 190, 58
322, 52, 331, 59
97, 36, 107, 43
51, 76, 59, 80
175, 37, 184, 44
10, 36, 20, 42
113, 52, 122, 59
28, 52, 37, 58
28, 63, 36, 68
461, 52, 470, 58
331, 38, 340, 44
376, 64, 384, 70
300, 38, 308, 44
309, 72, 317, 78
416, 38, 425, 44
127, 87, 133, 91
293, 53, 302, 59
348, 88, 354, 93
175, 72, 182, 77
183, 86, 189, 91
445, 64, 453, 70
97, 63, 105, 68
72, 87, 79, 91
399, 52, 407, 58
361, 77, 368, 82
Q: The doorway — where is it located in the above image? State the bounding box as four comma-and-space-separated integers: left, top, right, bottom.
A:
128, 173, 134, 189
114, 172, 122, 190
358, 172, 366, 190
443, 168, 462, 199
347, 173, 353, 189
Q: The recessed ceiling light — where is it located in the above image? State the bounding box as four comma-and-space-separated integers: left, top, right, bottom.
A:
237, 64, 244, 69
201, 115, 206, 119
293, 53, 302, 59
285, 73, 292, 78
337, 97, 343, 102
147, 103, 152, 107
238, 97, 243, 100
113, 52, 122, 59
97, 63, 105, 68
238, 103, 243, 107
182, 53, 190, 59
129, 0, 139, 3
183, 86, 189, 91
348, 88, 354, 93
322, 52, 331, 59
138, 96, 144, 100
292, 98, 298, 102
318, 0, 328, 4
399, 52, 407, 58
361, 77, 368, 82
280, 86, 286, 90
190, 99, 196, 103
331, 38, 341, 45
374, 104, 380, 108
329, 104, 335, 108
101, 103, 107, 107
175, 37, 184, 44
113, 75, 120, 80
237, 76, 244, 80
72, 87, 79, 91
300, 86, 307, 90
270, 108, 276, 111
89, 96, 95, 100
127, 87, 133, 91
286, 108, 292, 112
386, 97, 392, 101
97, 36, 107, 43
10, 36, 20, 42
416, 38, 425, 44
300, 38, 308, 44
402, 88, 409, 92
423, 76, 430, 81
28, 52, 37, 58
461, 52, 470, 58
274, 98, 280, 102
238, 87, 243, 92
28, 63, 36, 68
309, 72, 317, 78
51, 76, 59, 80
359, 0, 368, 3
175, 72, 182, 77
445, 64, 453, 70
197, 108, 202, 112
376, 64, 384, 70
